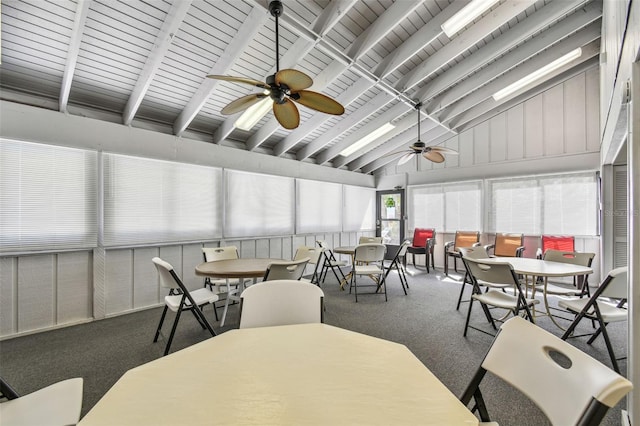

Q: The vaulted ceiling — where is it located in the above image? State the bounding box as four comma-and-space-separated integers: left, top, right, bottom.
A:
0, 0, 601, 175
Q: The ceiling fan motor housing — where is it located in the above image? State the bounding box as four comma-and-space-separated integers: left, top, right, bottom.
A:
269, 1, 283, 17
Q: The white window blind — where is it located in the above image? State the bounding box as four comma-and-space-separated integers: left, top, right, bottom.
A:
0, 139, 97, 253
103, 153, 222, 246
443, 181, 482, 232
343, 185, 375, 231
225, 170, 294, 238
488, 172, 597, 236
408, 186, 444, 231
297, 179, 342, 234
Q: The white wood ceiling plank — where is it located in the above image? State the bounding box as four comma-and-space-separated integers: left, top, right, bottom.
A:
123, 0, 192, 125
0, 38, 67, 67
414, 0, 592, 103
5, 0, 76, 23
427, 16, 602, 115
89, 0, 163, 40
396, 0, 538, 92
312, 0, 358, 36
2, 25, 70, 53
82, 20, 154, 52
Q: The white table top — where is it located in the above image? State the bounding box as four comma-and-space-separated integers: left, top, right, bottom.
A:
195, 258, 285, 279
79, 324, 477, 425
480, 257, 592, 277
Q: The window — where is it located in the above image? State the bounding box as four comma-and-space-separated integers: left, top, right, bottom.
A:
225, 170, 294, 238
343, 185, 375, 231
103, 153, 222, 246
297, 179, 342, 234
408, 181, 481, 232
0, 139, 97, 253
488, 172, 597, 236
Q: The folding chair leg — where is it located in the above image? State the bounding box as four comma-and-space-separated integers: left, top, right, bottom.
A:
164, 308, 183, 356
456, 279, 468, 310
154, 306, 169, 342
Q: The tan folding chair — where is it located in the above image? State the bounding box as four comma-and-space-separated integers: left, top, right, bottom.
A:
485, 233, 524, 257
444, 231, 480, 275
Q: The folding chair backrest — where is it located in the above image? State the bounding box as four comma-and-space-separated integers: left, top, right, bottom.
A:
458, 246, 489, 260
202, 246, 239, 262
493, 233, 524, 257
541, 235, 575, 253
412, 228, 435, 247
463, 258, 516, 287
454, 231, 480, 250
481, 317, 633, 425
239, 280, 325, 329
599, 267, 628, 299
354, 243, 386, 263
397, 240, 411, 258
294, 246, 321, 265
359, 236, 382, 244
543, 250, 594, 267
152, 257, 181, 290
264, 258, 310, 281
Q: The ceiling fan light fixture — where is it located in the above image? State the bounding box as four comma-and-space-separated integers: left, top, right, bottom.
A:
234, 91, 272, 130
441, 0, 500, 37
340, 122, 396, 157
492, 47, 582, 101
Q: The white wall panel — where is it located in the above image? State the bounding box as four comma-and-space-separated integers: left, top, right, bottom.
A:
564, 72, 587, 153
585, 67, 600, 152
105, 250, 133, 316
270, 238, 285, 260
0, 258, 17, 336
445, 134, 460, 167
183, 244, 206, 291
18, 255, 55, 332
489, 114, 507, 163
473, 121, 490, 164
524, 96, 544, 158
506, 103, 525, 160
57, 251, 92, 323
543, 84, 564, 156
256, 239, 270, 259
458, 129, 474, 167
133, 247, 159, 309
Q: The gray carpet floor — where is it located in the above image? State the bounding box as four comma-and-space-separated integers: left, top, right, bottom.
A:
0, 265, 628, 425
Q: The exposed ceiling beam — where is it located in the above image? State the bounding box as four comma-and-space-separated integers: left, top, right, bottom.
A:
417, 0, 598, 105
396, 0, 538, 93
440, 37, 600, 125
448, 44, 600, 130
122, 0, 192, 125
346, 0, 423, 61
312, 0, 358, 37
426, 16, 602, 115
59, 0, 91, 113
173, 5, 267, 137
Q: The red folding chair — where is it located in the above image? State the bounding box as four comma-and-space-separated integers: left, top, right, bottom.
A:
406, 228, 436, 272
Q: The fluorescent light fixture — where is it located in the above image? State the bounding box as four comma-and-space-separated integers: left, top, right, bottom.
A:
234, 95, 272, 131
441, 0, 500, 38
492, 48, 582, 101
340, 122, 396, 157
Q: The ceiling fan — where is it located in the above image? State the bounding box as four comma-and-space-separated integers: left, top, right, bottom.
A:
391, 102, 458, 165
207, 1, 345, 130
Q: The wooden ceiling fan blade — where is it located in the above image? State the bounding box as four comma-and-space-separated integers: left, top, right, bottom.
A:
397, 152, 416, 165
273, 99, 300, 129
221, 94, 268, 115
275, 69, 313, 92
429, 146, 459, 155
292, 90, 345, 115
423, 150, 445, 163
382, 149, 412, 158
207, 75, 269, 90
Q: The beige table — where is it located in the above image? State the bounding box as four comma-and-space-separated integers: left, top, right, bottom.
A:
480, 257, 593, 329
79, 324, 478, 425
195, 258, 284, 326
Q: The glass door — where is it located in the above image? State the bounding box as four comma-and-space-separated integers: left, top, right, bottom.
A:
376, 189, 405, 245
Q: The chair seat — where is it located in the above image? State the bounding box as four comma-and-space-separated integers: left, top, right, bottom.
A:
535, 282, 582, 296
558, 298, 627, 323
0, 378, 83, 426
354, 264, 384, 275
329, 260, 347, 267
472, 289, 539, 310
479, 280, 512, 289
165, 288, 219, 312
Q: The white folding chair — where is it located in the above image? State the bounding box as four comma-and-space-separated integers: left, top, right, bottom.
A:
461, 316, 633, 425
152, 257, 218, 355
560, 267, 628, 373
349, 243, 387, 302
239, 280, 325, 329
316, 240, 348, 285
0, 377, 83, 426
263, 257, 309, 281
383, 240, 410, 295
294, 246, 323, 285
